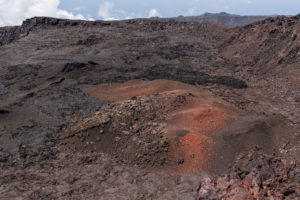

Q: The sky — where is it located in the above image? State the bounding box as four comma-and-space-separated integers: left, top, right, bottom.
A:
1, 0, 300, 27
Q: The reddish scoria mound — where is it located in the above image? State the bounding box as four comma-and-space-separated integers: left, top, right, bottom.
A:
63, 80, 236, 174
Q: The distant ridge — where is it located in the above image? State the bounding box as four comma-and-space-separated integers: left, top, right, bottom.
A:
173, 12, 272, 26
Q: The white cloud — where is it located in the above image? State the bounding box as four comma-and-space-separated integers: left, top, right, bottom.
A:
148, 9, 160, 18
125, 16, 133, 20
186, 8, 196, 16
98, 2, 119, 21
125, 12, 144, 20
125, 9, 160, 19
0, 0, 89, 27
224, 5, 230, 11
86, 14, 95, 21
72, 6, 83, 12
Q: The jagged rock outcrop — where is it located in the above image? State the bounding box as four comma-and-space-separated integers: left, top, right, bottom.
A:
197, 156, 300, 200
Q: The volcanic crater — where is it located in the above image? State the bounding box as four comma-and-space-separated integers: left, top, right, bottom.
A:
0, 15, 299, 199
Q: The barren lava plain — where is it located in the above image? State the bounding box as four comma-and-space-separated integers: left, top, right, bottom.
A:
0, 15, 299, 199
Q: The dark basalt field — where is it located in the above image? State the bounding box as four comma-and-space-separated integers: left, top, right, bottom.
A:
0, 16, 299, 199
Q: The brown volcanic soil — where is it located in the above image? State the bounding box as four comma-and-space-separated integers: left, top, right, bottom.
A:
79, 79, 213, 101
0, 16, 299, 199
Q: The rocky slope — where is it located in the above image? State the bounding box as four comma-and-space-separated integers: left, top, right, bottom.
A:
0, 15, 299, 199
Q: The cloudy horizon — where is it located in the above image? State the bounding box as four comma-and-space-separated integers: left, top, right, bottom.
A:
1, 0, 300, 27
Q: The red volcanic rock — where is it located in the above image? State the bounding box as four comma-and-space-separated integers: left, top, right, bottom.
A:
197, 156, 300, 200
